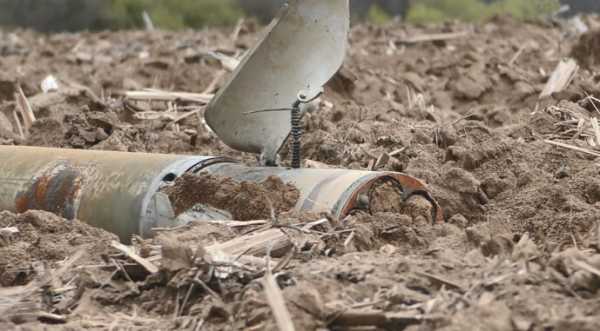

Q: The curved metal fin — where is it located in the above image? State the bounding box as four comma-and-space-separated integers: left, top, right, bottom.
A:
205, 0, 350, 164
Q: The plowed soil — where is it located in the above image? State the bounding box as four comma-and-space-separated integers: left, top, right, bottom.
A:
2, 16, 600, 330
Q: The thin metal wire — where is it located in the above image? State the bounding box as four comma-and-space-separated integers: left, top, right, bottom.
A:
242, 91, 323, 168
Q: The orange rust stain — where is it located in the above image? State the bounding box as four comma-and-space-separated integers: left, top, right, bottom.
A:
15, 196, 28, 213
34, 175, 51, 206
391, 174, 444, 224
392, 174, 427, 191
58, 177, 81, 205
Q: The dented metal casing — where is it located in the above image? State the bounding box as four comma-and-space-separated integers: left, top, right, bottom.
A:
0, 146, 442, 242
205, 0, 350, 164
203, 163, 443, 223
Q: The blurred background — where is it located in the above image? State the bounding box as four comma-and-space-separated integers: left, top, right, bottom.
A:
0, 0, 597, 32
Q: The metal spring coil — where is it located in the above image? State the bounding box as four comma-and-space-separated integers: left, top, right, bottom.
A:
290, 104, 302, 169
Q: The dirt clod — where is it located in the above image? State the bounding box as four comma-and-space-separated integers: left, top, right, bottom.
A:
163, 173, 300, 221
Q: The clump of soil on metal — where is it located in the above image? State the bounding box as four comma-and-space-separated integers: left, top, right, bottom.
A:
163, 173, 300, 221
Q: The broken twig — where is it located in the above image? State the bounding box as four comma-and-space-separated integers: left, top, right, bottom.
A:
111, 241, 159, 274
125, 90, 213, 104
15, 85, 35, 131
397, 31, 468, 44
205, 220, 268, 228
545, 139, 600, 158
262, 270, 296, 331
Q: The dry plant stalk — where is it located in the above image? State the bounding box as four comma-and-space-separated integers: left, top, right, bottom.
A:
0, 251, 84, 320
207, 219, 326, 257
398, 31, 469, 44
14, 85, 35, 131
540, 58, 579, 98
209, 228, 292, 257
262, 270, 296, 331
125, 90, 214, 104
591, 118, 600, 147
545, 139, 600, 158
10, 109, 25, 139
111, 241, 159, 274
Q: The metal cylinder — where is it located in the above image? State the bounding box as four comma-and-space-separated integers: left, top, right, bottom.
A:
0, 146, 226, 241
202, 163, 442, 223
0, 146, 442, 242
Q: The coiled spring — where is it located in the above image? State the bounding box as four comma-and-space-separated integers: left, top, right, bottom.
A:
244, 89, 322, 168
290, 100, 303, 169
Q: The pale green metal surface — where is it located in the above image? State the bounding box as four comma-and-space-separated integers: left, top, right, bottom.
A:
0, 145, 213, 241
205, 0, 350, 164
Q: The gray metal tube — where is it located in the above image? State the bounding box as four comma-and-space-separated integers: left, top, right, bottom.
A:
0, 146, 224, 241
199, 163, 443, 223
0, 146, 442, 242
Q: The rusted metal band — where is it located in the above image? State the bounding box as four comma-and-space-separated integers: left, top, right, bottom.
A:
14, 161, 83, 220
335, 173, 444, 224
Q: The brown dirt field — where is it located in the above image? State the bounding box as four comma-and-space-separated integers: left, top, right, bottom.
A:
2, 16, 600, 330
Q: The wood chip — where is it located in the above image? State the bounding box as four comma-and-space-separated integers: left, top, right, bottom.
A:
209, 228, 290, 257
540, 58, 579, 99
207, 219, 326, 257
111, 241, 159, 274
